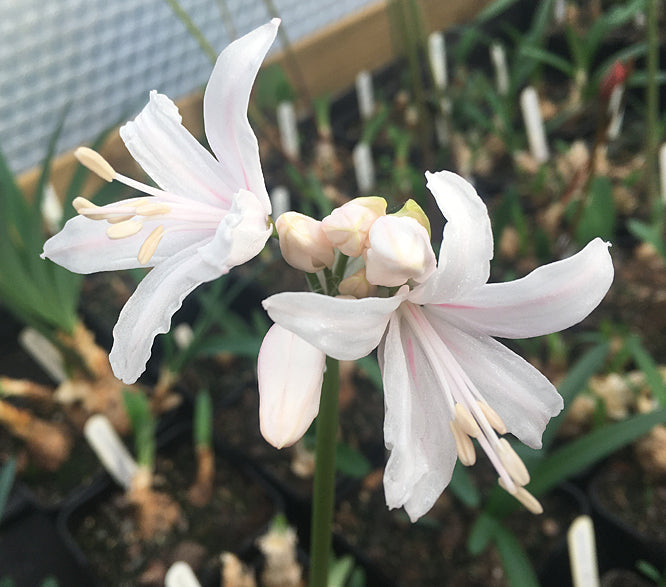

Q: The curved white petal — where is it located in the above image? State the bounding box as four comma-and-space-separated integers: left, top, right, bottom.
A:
424, 308, 563, 449
262, 289, 407, 361
41, 213, 211, 273
109, 244, 222, 383
203, 19, 279, 214
431, 238, 614, 339
198, 189, 271, 272
380, 313, 457, 521
258, 324, 325, 448
120, 92, 236, 207
410, 171, 493, 304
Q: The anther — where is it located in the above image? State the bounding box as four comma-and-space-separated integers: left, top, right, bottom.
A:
135, 202, 172, 217
106, 220, 143, 239
449, 421, 476, 466
454, 403, 481, 438
497, 438, 531, 486
74, 147, 116, 182
138, 225, 165, 265
477, 401, 507, 435
499, 478, 543, 514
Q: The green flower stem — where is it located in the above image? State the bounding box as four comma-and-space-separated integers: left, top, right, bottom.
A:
309, 356, 339, 587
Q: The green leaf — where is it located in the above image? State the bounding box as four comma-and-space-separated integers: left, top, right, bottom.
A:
518, 45, 575, 77
328, 555, 355, 587
194, 390, 213, 448
467, 511, 499, 555
625, 335, 666, 406
627, 219, 666, 258
335, 442, 371, 478
541, 342, 609, 451
530, 408, 666, 496
449, 461, 481, 508
0, 457, 17, 519
494, 524, 540, 587
122, 389, 155, 469
575, 176, 616, 245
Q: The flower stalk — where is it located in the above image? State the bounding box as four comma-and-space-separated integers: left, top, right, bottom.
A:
309, 356, 339, 587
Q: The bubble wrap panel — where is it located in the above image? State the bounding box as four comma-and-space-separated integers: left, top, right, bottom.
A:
0, 0, 375, 174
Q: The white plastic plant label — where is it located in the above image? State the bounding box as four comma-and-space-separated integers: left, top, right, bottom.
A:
567, 515, 600, 587
84, 414, 138, 490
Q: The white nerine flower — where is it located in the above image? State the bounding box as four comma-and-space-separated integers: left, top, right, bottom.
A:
263, 170, 614, 521
41, 20, 280, 384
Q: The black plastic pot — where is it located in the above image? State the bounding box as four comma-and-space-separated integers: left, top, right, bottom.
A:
0, 486, 94, 586
57, 423, 284, 586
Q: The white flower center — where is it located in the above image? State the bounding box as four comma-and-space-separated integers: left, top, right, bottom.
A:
400, 302, 543, 514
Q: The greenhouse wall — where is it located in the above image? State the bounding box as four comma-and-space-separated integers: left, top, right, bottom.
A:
0, 0, 375, 174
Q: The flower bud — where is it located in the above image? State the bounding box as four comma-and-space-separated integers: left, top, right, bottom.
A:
391, 199, 431, 238
338, 267, 376, 299
364, 216, 436, 287
321, 196, 387, 257
258, 324, 325, 449
276, 212, 335, 272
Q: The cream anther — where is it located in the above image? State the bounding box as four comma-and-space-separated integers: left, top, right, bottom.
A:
497, 438, 531, 486
106, 214, 136, 224
72, 196, 96, 214
454, 403, 481, 438
477, 401, 507, 435
449, 421, 476, 466
499, 478, 543, 514
137, 225, 165, 265
135, 202, 172, 216
74, 147, 116, 182
106, 220, 143, 239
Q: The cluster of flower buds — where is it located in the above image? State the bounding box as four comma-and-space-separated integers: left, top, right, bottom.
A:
275, 196, 437, 296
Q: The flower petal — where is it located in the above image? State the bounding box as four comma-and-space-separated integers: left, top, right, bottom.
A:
120, 91, 236, 207
109, 244, 221, 383
410, 171, 493, 304
258, 324, 325, 448
424, 308, 563, 449
434, 238, 613, 338
198, 189, 271, 272
262, 290, 407, 361
380, 313, 457, 521
41, 212, 210, 273
203, 19, 279, 214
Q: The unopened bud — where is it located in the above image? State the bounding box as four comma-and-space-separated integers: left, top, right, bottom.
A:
391, 199, 431, 238
321, 196, 387, 257
364, 216, 436, 287
338, 267, 376, 298
275, 212, 335, 273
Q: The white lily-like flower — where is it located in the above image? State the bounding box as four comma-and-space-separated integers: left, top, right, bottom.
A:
263, 170, 614, 521
41, 20, 280, 384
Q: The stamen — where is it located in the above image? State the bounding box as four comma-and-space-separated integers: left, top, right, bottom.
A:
138, 225, 165, 265
477, 401, 507, 435
449, 421, 476, 466
72, 196, 96, 214
454, 403, 481, 438
106, 220, 143, 239
497, 438, 530, 486
106, 215, 137, 224
135, 202, 172, 216
74, 147, 116, 182
499, 478, 543, 514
